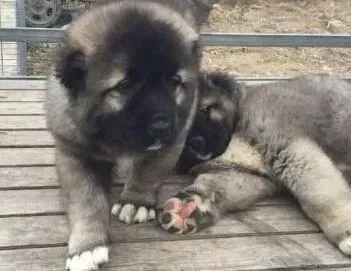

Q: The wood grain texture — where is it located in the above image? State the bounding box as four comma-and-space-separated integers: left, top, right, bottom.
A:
0, 205, 319, 248
0, 131, 53, 147
0, 166, 57, 188
0, 102, 44, 115
0, 183, 197, 215
0, 166, 196, 187
0, 148, 54, 166
0, 80, 47, 90
0, 186, 293, 216
0, 116, 46, 129
0, 90, 45, 102
0, 80, 349, 271
1, 234, 350, 271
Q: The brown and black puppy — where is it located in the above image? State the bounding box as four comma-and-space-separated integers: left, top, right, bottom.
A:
45, 1, 204, 270
160, 72, 351, 257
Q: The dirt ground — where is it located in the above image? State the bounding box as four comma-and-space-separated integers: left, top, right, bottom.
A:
28, 0, 351, 77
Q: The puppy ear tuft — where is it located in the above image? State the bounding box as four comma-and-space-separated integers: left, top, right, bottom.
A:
205, 71, 239, 98
55, 47, 87, 97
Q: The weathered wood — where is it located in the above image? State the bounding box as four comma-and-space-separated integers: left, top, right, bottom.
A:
1, 234, 351, 271
0, 148, 54, 166
0, 166, 195, 187
0, 166, 57, 188
0, 130, 53, 147
0, 90, 45, 102
0, 102, 44, 115
0, 80, 47, 90
0, 185, 292, 216
0, 189, 62, 216
0, 116, 46, 129
0, 205, 319, 248
0, 184, 194, 215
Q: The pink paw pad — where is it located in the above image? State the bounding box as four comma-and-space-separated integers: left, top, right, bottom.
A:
159, 197, 199, 234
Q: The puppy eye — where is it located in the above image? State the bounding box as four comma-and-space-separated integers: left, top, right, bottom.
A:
199, 107, 211, 120
115, 78, 129, 90
170, 75, 181, 87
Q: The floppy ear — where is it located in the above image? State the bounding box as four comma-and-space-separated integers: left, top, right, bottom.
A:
55, 45, 87, 97
205, 71, 239, 99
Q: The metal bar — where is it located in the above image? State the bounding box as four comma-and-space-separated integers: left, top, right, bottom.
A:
16, 0, 27, 75
1, 75, 351, 82
200, 33, 351, 47
1, 27, 351, 47
0, 27, 66, 42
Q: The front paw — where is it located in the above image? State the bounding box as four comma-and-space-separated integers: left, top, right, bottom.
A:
66, 246, 108, 271
158, 191, 214, 234
111, 203, 156, 224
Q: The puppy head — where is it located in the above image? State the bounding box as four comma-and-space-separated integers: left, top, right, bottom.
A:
176, 71, 239, 173
54, 1, 201, 152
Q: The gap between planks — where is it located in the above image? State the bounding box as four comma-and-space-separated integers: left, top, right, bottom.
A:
0, 185, 293, 216
1, 234, 351, 271
0, 204, 320, 248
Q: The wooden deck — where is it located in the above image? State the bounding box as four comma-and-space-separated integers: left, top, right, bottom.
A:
1, 79, 351, 271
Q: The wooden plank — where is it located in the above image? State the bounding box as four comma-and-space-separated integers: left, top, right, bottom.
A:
0, 148, 54, 166
0, 90, 45, 102
0, 166, 195, 188
0, 131, 53, 147
0, 166, 57, 188
0, 184, 193, 216
0, 205, 319, 248
0, 116, 46, 129
1, 234, 351, 271
0, 185, 292, 216
0, 102, 44, 115
0, 80, 47, 90
0, 189, 62, 216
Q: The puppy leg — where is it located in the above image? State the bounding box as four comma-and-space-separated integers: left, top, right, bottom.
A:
271, 138, 351, 256
112, 157, 163, 224
56, 149, 111, 271
159, 168, 278, 234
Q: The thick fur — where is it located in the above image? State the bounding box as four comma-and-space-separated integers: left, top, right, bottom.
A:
160, 72, 351, 256
45, 1, 204, 270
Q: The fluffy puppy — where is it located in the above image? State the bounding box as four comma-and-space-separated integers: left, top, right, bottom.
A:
160, 72, 351, 257
46, 1, 202, 270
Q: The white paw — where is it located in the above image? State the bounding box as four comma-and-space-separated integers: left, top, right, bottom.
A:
66, 246, 108, 271
339, 236, 351, 256
111, 203, 155, 224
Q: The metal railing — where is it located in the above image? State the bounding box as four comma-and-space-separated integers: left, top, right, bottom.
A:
1, 26, 351, 79
2, 27, 351, 47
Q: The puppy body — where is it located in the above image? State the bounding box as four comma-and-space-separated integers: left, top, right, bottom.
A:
161, 74, 351, 256
46, 1, 202, 270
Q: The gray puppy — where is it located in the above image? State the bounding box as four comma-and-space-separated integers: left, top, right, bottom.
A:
159, 72, 351, 256
45, 1, 204, 270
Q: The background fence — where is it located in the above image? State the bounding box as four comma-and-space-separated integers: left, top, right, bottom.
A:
1, 0, 351, 79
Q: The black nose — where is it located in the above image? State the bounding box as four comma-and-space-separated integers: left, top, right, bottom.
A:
189, 136, 206, 153
148, 113, 171, 136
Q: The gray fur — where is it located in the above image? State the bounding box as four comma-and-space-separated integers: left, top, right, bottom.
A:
45, 1, 205, 270
161, 74, 351, 256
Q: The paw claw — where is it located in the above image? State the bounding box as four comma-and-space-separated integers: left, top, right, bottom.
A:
111, 203, 121, 216
148, 209, 156, 220
339, 237, 351, 255
112, 203, 155, 224
134, 206, 149, 223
